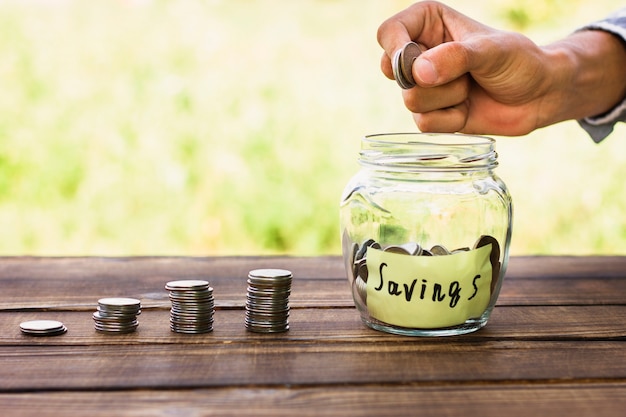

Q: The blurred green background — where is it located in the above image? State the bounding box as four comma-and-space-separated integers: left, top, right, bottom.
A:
1, 0, 625, 256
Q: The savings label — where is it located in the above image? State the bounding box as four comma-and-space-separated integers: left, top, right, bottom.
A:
366, 245, 493, 329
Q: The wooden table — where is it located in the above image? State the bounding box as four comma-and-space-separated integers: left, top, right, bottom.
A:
1, 255, 626, 416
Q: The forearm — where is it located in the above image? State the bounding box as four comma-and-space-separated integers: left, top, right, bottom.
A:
542, 29, 626, 127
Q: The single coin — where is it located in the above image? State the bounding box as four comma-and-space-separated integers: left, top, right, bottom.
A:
20, 320, 67, 336
98, 297, 141, 308
248, 269, 292, 278
383, 245, 411, 255
392, 48, 404, 85
400, 42, 422, 87
354, 258, 368, 282
355, 276, 367, 305
474, 235, 501, 294
474, 235, 500, 266
400, 242, 422, 256
355, 239, 377, 261
430, 244, 451, 256
165, 280, 209, 291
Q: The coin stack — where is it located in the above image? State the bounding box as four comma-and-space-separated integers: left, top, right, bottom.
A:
245, 269, 292, 333
165, 280, 215, 334
93, 297, 141, 334
20, 320, 67, 337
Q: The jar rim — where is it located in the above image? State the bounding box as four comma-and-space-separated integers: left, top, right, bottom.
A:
360, 133, 497, 171
364, 132, 494, 147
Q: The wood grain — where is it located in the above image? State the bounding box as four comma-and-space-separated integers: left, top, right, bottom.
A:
1, 256, 626, 310
1, 256, 625, 416
2, 384, 626, 417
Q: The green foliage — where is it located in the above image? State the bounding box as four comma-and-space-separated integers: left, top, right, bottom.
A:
500, 0, 578, 30
0, 0, 624, 255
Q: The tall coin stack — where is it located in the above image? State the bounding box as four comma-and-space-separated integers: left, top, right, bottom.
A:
165, 280, 215, 334
93, 297, 141, 334
245, 269, 292, 333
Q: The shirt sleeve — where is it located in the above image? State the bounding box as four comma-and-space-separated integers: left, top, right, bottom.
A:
577, 8, 626, 143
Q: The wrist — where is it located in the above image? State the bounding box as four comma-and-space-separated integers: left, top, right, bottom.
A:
542, 30, 626, 126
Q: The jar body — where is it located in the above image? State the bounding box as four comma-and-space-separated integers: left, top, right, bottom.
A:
340, 133, 512, 336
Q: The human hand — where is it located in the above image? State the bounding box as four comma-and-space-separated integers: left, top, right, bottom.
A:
377, 1, 560, 135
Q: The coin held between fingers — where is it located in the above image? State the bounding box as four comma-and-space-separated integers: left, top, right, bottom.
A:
393, 42, 424, 89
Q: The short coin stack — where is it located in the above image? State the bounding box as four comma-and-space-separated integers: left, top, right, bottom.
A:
93, 297, 141, 334
20, 320, 67, 337
245, 269, 292, 333
165, 280, 215, 334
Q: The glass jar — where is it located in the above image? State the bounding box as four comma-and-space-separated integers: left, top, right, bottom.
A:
340, 133, 512, 336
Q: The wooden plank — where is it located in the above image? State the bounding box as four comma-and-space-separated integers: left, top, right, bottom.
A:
5, 341, 626, 390
1, 256, 626, 310
1, 308, 626, 390
0, 256, 352, 310
2, 305, 626, 346
2, 383, 626, 417
1, 256, 625, 416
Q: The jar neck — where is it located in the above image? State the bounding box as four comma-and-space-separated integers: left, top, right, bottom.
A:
358, 133, 498, 173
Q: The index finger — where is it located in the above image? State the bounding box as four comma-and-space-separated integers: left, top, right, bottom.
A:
377, 2, 448, 59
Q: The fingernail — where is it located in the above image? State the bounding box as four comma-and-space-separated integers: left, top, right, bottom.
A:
415, 58, 438, 84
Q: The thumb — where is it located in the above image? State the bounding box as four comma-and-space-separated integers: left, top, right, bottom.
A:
413, 41, 478, 87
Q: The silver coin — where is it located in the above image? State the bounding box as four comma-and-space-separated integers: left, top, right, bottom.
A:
97, 305, 141, 314
355, 276, 367, 305
474, 235, 501, 294
401, 242, 422, 256
93, 312, 137, 322
168, 286, 213, 293
246, 308, 290, 317
97, 308, 142, 318
170, 303, 214, 310
392, 48, 407, 88
383, 245, 411, 255
165, 280, 210, 291
356, 239, 379, 261
170, 325, 213, 334
452, 247, 470, 253
246, 296, 289, 305
246, 301, 289, 310
170, 322, 214, 329
94, 323, 138, 334
170, 313, 213, 323
246, 292, 290, 301
98, 297, 141, 308
246, 280, 291, 289
430, 244, 451, 256
245, 324, 289, 333
248, 268, 292, 279
353, 258, 368, 283
245, 318, 289, 326
345, 238, 359, 283
94, 322, 138, 331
